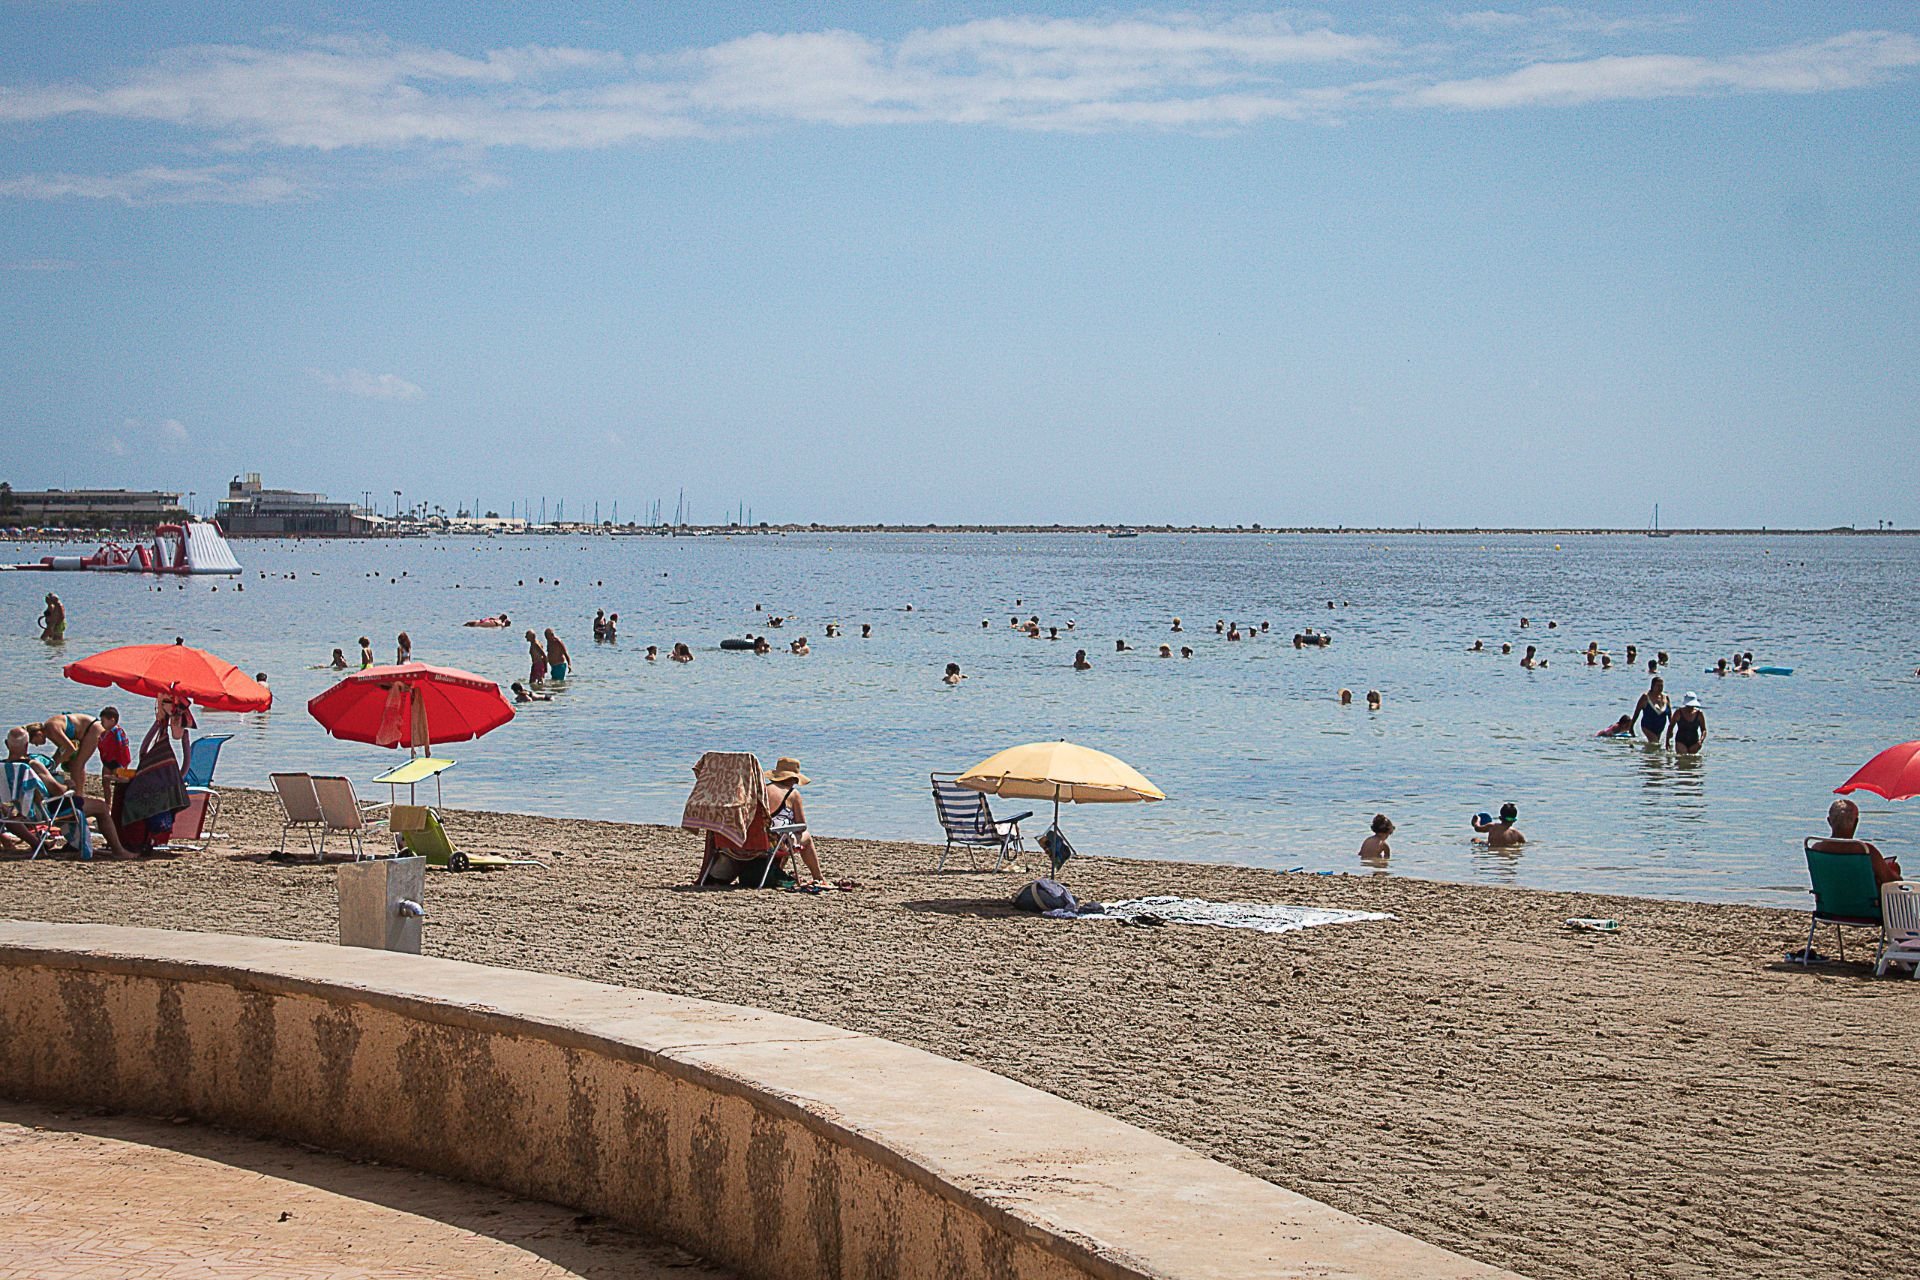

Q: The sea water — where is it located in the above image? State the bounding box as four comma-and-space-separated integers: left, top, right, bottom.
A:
4, 531, 1914, 907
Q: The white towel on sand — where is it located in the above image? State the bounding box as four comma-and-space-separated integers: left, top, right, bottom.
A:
1088, 896, 1391, 934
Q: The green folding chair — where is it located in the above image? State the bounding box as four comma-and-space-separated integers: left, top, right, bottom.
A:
390, 804, 521, 872
1803, 839, 1883, 963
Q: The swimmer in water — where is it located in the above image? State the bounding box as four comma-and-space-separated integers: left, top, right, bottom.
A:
861, 624, 872, 639
645, 645, 659, 662
1171, 618, 1183, 633
1115, 639, 1130, 652
1597, 714, 1634, 738
1366, 689, 1382, 710
1073, 649, 1092, 671
1600, 653, 1613, 670
943, 662, 964, 685
510, 681, 551, 703
670, 643, 694, 663
1470, 640, 1484, 652
752, 636, 772, 655
1519, 617, 1530, 628
359, 637, 375, 670
1359, 813, 1394, 860
545, 629, 572, 682
1227, 624, 1241, 641
329, 648, 349, 670
790, 636, 810, 655
1473, 803, 1525, 848
1714, 657, 1729, 677
1631, 676, 1670, 744
1625, 644, 1638, 666
1339, 688, 1353, 705
1180, 646, 1194, 659
1500, 642, 1512, 655
1521, 645, 1539, 670
1158, 644, 1172, 657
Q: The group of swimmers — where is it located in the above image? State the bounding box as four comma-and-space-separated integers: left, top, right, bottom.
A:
1354, 802, 1526, 862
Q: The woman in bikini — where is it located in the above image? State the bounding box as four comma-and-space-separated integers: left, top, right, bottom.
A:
525, 630, 549, 684
1631, 675, 1671, 745
764, 758, 826, 888
29, 711, 104, 795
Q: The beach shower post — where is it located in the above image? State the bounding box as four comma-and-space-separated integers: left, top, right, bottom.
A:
337, 856, 427, 954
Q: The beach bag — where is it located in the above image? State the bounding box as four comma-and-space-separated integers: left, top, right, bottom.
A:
1037, 826, 1077, 874
120, 722, 188, 827
1013, 878, 1078, 914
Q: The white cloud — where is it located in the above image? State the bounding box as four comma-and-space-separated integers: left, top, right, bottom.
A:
310, 367, 423, 400
108, 416, 187, 452
0, 15, 1910, 191
1405, 31, 1920, 109
0, 165, 304, 204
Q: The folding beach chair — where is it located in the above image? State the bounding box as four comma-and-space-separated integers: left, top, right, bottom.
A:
1876, 881, 1920, 978
311, 775, 388, 861
3, 760, 90, 861
151, 734, 233, 852
269, 772, 323, 858
1803, 839, 1882, 964
930, 772, 1032, 872
389, 804, 532, 872
182, 734, 233, 788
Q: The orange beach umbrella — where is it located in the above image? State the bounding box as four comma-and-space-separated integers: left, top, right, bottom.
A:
64, 639, 272, 713
308, 663, 513, 755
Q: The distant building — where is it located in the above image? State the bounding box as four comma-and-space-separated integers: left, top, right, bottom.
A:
217, 473, 374, 536
0, 483, 186, 528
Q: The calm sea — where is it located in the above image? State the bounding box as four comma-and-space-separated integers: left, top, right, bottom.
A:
4, 532, 1914, 907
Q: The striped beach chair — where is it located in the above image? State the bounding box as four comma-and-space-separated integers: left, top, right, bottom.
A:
930, 773, 1031, 872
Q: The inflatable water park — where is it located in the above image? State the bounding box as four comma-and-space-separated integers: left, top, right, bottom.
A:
4, 520, 243, 575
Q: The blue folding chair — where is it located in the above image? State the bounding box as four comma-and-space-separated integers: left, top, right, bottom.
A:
182, 734, 233, 788
930, 773, 1032, 872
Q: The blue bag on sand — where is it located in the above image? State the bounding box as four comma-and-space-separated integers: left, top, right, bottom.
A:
1013, 878, 1078, 914
1036, 826, 1076, 875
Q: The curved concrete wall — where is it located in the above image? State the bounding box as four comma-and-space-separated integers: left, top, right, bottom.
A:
0, 922, 1519, 1280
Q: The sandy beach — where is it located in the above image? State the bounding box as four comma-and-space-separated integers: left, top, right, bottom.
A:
2, 789, 1915, 1280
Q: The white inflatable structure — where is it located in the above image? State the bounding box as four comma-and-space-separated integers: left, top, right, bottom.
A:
15, 521, 243, 575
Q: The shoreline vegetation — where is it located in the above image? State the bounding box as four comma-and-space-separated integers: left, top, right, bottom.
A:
3, 787, 1913, 1280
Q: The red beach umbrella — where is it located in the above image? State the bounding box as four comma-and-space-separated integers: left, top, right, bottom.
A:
307, 663, 513, 754
64, 639, 272, 713
1835, 741, 1920, 803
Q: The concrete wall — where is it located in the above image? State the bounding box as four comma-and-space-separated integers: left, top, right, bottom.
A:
0, 922, 1521, 1280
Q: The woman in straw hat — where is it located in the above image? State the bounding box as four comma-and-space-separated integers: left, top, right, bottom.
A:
765, 757, 827, 888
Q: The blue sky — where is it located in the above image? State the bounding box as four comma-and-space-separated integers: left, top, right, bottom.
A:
2, 2, 1916, 528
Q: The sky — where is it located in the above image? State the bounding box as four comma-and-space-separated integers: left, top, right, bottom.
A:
1, 2, 1916, 529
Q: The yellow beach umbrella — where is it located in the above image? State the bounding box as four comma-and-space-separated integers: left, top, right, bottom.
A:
957, 740, 1164, 869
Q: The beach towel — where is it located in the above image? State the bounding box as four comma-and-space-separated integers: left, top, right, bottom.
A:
682, 751, 762, 850
120, 720, 187, 828
1084, 897, 1391, 935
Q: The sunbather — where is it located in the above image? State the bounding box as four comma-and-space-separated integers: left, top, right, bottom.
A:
1811, 798, 1901, 886
764, 758, 826, 888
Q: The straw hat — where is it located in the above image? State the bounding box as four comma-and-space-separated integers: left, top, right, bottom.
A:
767, 757, 810, 785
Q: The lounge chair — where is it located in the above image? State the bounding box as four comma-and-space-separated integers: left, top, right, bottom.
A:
1877, 881, 1920, 978
152, 734, 233, 852
390, 804, 525, 872
3, 760, 91, 861
930, 772, 1032, 872
1803, 839, 1882, 964
269, 772, 323, 858
310, 774, 388, 862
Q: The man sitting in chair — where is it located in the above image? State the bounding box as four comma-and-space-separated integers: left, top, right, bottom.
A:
764, 758, 827, 889
1811, 797, 1902, 887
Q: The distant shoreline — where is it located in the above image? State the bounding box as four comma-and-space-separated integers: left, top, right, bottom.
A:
2, 524, 1912, 542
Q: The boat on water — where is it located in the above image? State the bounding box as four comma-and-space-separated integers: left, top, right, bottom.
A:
1107, 528, 1140, 539
1647, 505, 1673, 538
4, 520, 243, 574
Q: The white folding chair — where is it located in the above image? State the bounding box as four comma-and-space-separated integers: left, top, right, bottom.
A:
1876, 881, 1920, 978
269, 772, 323, 858
310, 774, 388, 861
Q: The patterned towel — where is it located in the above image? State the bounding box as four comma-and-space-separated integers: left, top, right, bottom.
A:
682, 752, 763, 849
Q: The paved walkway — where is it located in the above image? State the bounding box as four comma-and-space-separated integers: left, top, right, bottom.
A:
0, 1101, 732, 1279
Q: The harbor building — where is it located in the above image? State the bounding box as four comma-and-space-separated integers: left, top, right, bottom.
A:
216, 473, 375, 536
0, 484, 186, 529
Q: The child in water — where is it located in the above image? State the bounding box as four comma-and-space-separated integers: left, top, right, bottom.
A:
1359, 813, 1394, 859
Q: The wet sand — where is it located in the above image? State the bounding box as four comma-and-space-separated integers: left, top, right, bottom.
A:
2, 788, 1914, 1280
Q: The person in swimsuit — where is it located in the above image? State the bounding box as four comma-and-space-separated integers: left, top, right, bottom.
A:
1473, 802, 1525, 848
943, 662, 965, 685
1669, 693, 1706, 753
328, 648, 350, 669
645, 645, 659, 662
39, 593, 65, 642
28, 712, 103, 795
670, 642, 694, 663
358, 637, 374, 669
525, 630, 548, 684
395, 632, 412, 665
763, 758, 826, 888
1632, 676, 1670, 743
510, 682, 551, 703
544, 629, 571, 681
1359, 813, 1394, 860
1072, 649, 1092, 671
